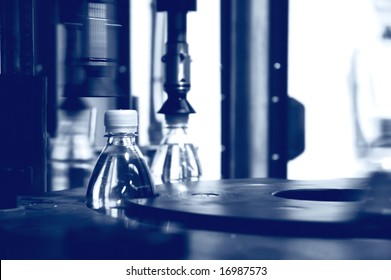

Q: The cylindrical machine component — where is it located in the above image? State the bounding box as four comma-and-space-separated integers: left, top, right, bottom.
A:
156, 0, 196, 117
151, 0, 201, 184
0, 0, 48, 195
222, 0, 270, 179
61, 0, 124, 97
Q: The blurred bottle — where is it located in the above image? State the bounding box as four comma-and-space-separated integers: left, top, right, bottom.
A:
86, 110, 156, 210
49, 97, 97, 191
365, 119, 391, 171
351, 1, 391, 217
51, 98, 97, 162
151, 116, 202, 185
351, 1, 391, 173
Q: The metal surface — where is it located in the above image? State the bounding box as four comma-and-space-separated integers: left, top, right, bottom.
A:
221, 0, 293, 179
0, 189, 186, 259
126, 178, 390, 238
1, 177, 391, 259
0, 75, 47, 195
221, 0, 270, 179
156, 0, 196, 117
59, 0, 125, 97
267, 0, 289, 178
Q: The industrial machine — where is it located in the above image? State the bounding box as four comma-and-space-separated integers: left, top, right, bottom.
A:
0, 0, 390, 260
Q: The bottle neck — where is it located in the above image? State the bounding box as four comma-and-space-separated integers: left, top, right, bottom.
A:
166, 123, 188, 129
165, 124, 189, 136
105, 132, 136, 146
162, 125, 194, 146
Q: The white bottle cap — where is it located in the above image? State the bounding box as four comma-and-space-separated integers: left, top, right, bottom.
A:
104, 110, 138, 133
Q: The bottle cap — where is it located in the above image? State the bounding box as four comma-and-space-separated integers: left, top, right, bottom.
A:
104, 110, 138, 133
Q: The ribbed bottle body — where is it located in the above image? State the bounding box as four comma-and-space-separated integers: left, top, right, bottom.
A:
151, 126, 202, 185
86, 134, 155, 209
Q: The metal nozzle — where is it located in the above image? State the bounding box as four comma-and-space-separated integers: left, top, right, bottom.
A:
156, 0, 197, 116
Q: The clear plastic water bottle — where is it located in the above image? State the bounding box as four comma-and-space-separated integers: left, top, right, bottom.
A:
150, 115, 202, 185
86, 110, 156, 210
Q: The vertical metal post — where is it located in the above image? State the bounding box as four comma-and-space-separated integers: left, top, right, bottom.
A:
221, 0, 270, 179
221, 0, 289, 179
267, 0, 289, 178
116, 0, 131, 109
220, 0, 231, 178
0, 0, 48, 194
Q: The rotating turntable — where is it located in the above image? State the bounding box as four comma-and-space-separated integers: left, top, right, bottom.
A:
125, 178, 391, 239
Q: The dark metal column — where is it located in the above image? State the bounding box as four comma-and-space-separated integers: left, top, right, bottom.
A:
221, 0, 290, 179
0, 0, 48, 194
221, 0, 270, 179
267, 0, 289, 178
